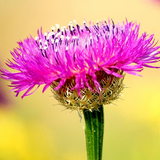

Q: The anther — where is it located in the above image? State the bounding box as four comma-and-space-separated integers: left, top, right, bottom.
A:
56, 24, 60, 32
73, 20, 77, 24
66, 36, 70, 41
35, 37, 39, 46
69, 25, 73, 35
48, 31, 54, 39
90, 36, 93, 46
44, 32, 47, 39
35, 37, 39, 41
39, 46, 44, 57
54, 49, 59, 65
63, 26, 67, 36
76, 38, 79, 46
80, 27, 84, 33
61, 27, 64, 35
55, 32, 61, 38
43, 46, 48, 58
59, 38, 62, 45
103, 23, 109, 32
39, 39, 42, 45
44, 41, 48, 47
96, 34, 99, 41
111, 19, 115, 29
72, 36, 76, 46
51, 26, 55, 32
73, 20, 80, 33
51, 39, 54, 50
83, 21, 91, 33
96, 21, 100, 29
85, 43, 87, 49
55, 39, 59, 46
65, 36, 70, 46
46, 36, 50, 42
73, 53, 76, 61
60, 35, 64, 40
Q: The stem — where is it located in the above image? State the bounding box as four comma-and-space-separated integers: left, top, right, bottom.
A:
83, 105, 104, 160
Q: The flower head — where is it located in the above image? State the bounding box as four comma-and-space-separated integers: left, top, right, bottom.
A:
1, 19, 160, 111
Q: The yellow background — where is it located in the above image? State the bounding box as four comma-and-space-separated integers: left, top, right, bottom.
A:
0, 0, 160, 159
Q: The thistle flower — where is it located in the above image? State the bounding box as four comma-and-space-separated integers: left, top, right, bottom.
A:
1, 19, 160, 111
1, 19, 160, 160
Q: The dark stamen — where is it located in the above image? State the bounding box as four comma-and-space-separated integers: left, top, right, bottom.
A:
73, 53, 76, 62
111, 19, 115, 29
59, 38, 62, 45
44, 50, 48, 58
35, 39, 39, 46
76, 24, 80, 33
106, 25, 110, 32
51, 43, 54, 50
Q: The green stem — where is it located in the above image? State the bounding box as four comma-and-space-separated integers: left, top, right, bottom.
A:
83, 105, 104, 160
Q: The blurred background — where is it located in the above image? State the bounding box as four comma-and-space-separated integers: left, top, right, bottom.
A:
0, 0, 160, 159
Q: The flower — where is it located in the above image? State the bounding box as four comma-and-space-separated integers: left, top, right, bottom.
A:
1, 19, 160, 111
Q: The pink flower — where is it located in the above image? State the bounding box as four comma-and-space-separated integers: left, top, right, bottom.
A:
1, 19, 160, 106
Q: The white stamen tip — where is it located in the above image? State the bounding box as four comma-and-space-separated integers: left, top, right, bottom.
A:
60, 35, 64, 40
50, 32, 54, 36
55, 32, 61, 37
47, 36, 50, 40
66, 36, 70, 40
69, 22, 73, 27
44, 32, 47, 36
51, 26, 55, 31
51, 39, 54, 44
66, 47, 68, 50
73, 20, 77, 24
44, 46, 47, 50
56, 24, 60, 29
35, 37, 39, 41
61, 27, 64, 32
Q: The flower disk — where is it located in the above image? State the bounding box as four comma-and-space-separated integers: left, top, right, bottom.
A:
1, 19, 160, 110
